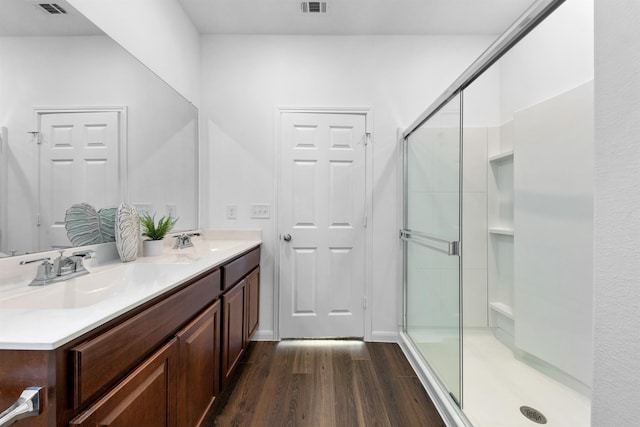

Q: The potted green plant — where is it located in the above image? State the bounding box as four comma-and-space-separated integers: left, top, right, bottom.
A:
140, 213, 178, 256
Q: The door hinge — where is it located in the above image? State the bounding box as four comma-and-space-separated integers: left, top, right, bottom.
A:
364, 132, 372, 146
363, 296, 367, 310
36, 214, 41, 226
28, 131, 42, 144
364, 214, 368, 228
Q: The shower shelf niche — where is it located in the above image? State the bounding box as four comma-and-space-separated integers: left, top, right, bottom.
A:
487, 123, 515, 348
488, 227, 514, 236
489, 301, 513, 319
488, 149, 514, 162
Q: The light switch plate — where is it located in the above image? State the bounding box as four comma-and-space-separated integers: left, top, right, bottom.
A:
226, 204, 237, 219
250, 203, 270, 219
166, 203, 177, 219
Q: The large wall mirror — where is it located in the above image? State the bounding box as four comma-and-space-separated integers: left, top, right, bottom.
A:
0, 0, 198, 256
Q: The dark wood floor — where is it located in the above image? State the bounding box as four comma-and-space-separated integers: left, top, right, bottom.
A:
204, 340, 445, 427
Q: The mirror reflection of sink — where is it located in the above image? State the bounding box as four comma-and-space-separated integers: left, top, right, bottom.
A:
0, 263, 194, 310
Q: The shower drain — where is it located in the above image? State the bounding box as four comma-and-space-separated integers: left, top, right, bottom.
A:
520, 406, 547, 424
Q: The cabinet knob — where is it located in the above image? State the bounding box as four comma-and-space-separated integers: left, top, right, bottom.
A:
282, 234, 292, 242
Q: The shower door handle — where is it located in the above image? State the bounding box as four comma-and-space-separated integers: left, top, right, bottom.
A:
400, 229, 459, 256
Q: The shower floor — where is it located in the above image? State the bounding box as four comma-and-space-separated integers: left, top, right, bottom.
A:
411, 328, 591, 427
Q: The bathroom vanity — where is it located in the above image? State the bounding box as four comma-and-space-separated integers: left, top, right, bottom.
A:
0, 232, 260, 426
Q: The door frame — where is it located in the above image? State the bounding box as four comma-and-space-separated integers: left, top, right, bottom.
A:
273, 106, 374, 341
33, 106, 128, 250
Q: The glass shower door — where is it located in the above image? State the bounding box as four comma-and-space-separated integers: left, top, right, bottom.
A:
403, 94, 462, 404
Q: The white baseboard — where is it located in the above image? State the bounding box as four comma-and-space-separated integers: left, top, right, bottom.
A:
369, 330, 400, 343
251, 330, 400, 343
252, 330, 275, 341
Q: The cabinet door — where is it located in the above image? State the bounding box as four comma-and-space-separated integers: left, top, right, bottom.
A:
222, 280, 245, 386
176, 301, 221, 427
70, 339, 178, 426
245, 267, 260, 342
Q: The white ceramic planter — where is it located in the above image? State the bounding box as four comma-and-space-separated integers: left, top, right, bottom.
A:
115, 203, 139, 262
143, 239, 164, 257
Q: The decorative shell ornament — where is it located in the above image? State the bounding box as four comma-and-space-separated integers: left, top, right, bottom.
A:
65, 203, 117, 246
115, 203, 140, 262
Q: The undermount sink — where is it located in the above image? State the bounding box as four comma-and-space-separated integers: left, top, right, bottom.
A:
145, 240, 248, 263
197, 240, 250, 252
152, 252, 203, 264
0, 263, 195, 310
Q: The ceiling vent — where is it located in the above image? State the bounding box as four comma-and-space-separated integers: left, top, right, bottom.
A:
37, 3, 67, 14
300, 2, 328, 14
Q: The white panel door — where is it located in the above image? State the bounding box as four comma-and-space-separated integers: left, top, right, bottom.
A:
39, 111, 120, 249
279, 112, 367, 338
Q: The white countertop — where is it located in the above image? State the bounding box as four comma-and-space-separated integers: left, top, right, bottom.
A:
0, 230, 261, 350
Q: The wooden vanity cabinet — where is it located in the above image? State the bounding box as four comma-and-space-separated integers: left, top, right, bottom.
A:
222, 248, 260, 291
0, 245, 260, 427
69, 270, 223, 427
220, 247, 260, 387
222, 279, 245, 386
69, 339, 178, 426
177, 300, 221, 427
221, 266, 260, 387
69, 270, 221, 410
245, 267, 260, 342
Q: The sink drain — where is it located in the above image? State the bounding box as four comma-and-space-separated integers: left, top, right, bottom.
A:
520, 406, 547, 424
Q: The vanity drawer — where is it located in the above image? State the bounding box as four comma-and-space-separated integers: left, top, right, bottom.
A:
222, 247, 260, 290
70, 268, 221, 409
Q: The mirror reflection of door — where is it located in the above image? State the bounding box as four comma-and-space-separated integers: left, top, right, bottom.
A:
37, 110, 121, 250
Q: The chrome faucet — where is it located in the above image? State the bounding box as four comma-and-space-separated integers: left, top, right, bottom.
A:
173, 232, 201, 249
19, 257, 54, 285
19, 249, 96, 286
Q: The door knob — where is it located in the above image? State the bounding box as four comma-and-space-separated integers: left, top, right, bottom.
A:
282, 234, 292, 242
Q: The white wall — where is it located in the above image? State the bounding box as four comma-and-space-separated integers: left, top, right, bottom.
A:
462, 128, 489, 328
67, 0, 201, 107
499, 0, 594, 123
200, 34, 498, 339
514, 81, 594, 386
593, 0, 640, 425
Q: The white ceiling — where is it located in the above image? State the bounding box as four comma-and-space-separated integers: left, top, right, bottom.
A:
0, 0, 102, 36
1, 0, 536, 37
177, 0, 536, 35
